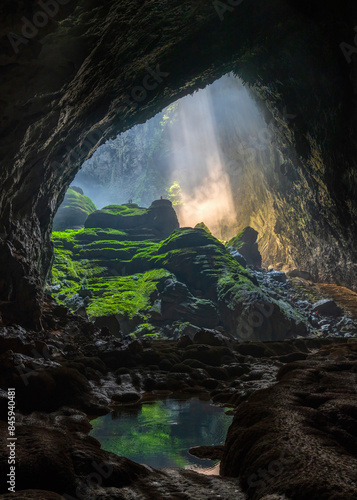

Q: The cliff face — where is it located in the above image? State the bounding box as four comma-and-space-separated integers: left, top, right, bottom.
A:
1, 0, 357, 326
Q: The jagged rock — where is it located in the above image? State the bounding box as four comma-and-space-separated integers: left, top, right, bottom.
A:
227, 247, 247, 268
65, 294, 88, 311
221, 342, 357, 499
268, 270, 287, 283
227, 227, 262, 267
192, 329, 231, 346
194, 222, 211, 234
287, 269, 314, 281
94, 316, 122, 338
312, 298, 343, 316
53, 187, 97, 231
218, 287, 309, 342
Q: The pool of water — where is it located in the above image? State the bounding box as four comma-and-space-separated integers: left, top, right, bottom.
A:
90, 397, 232, 470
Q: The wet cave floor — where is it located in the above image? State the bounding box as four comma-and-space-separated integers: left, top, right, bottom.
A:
89, 396, 232, 471
1, 275, 357, 498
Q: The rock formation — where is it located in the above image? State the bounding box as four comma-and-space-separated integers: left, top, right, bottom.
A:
1, 2, 357, 499
85, 199, 179, 239
227, 227, 262, 268
52, 186, 97, 231
1, 2, 357, 326
51, 207, 310, 340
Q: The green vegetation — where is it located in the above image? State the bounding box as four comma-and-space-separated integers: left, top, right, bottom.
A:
53, 188, 97, 231
166, 181, 183, 206
51, 227, 253, 325
51, 224, 308, 340
99, 204, 148, 217
85, 269, 170, 321
63, 188, 97, 214
195, 222, 211, 234
226, 228, 245, 250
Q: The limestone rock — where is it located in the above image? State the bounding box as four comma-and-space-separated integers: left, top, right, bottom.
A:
268, 270, 287, 283
194, 222, 212, 234
85, 200, 179, 240
53, 187, 97, 231
312, 298, 343, 316
94, 316, 122, 338
221, 342, 357, 499
287, 269, 314, 281
227, 227, 262, 268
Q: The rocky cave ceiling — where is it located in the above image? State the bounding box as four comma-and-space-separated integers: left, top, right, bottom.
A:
0, 0, 357, 327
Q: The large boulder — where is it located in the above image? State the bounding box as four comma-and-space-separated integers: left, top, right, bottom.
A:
221, 342, 357, 499
85, 199, 179, 240
312, 298, 343, 317
227, 227, 262, 267
51, 226, 310, 341
53, 187, 97, 231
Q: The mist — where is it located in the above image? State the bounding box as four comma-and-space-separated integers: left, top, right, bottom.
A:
165, 74, 274, 239
72, 73, 275, 240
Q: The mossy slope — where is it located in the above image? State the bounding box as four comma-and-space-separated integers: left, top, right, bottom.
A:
51, 226, 309, 340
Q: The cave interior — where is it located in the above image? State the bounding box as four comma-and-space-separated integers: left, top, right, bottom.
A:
1, 1, 357, 499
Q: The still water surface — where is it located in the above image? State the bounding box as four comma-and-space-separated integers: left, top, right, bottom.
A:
90, 398, 232, 470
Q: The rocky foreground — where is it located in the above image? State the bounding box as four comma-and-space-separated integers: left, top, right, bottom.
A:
0, 302, 356, 499
1, 199, 357, 498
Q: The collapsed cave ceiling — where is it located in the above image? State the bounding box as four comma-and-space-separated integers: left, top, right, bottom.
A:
0, 0, 357, 327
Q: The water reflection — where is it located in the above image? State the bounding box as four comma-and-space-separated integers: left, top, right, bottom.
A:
90, 398, 232, 470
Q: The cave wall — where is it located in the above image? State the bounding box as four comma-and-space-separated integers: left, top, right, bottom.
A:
1, 0, 357, 326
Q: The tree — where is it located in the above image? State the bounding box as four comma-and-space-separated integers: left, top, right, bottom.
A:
167, 181, 183, 206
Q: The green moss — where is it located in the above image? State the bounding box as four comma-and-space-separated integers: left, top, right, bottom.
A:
158, 228, 224, 253
51, 226, 257, 336
100, 204, 148, 217
226, 229, 245, 250
217, 272, 256, 309
63, 188, 97, 214
53, 189, 97, 231
51, 230, 78, 250
132, 323, 160, 338
85, 269, 171, 321
194, 222, 211, 234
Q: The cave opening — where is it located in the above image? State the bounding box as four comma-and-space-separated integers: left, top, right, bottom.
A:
2, 2, 357, 497
58, 72, 281, 242
50, 72, 293, 339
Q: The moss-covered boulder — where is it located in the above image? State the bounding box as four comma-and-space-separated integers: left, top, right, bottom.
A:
85, 199, 179, 240
227, 227, 262, 267
50, 227, 310, 340
195, 222, 211, 234
53, 187, 97, 231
